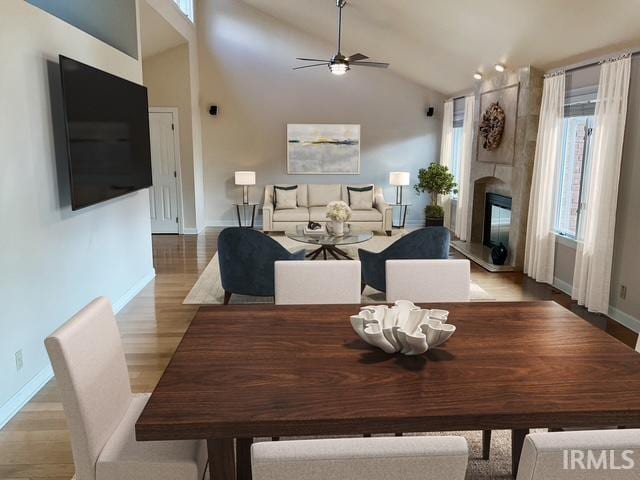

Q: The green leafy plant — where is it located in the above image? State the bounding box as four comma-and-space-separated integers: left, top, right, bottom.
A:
414, 163, 457, 218
425, 204, 444, 218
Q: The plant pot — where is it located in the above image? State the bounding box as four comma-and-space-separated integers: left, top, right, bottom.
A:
425, 216, 444, 227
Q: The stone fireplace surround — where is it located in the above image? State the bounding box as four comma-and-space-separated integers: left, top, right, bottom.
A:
454, 66, 543, 270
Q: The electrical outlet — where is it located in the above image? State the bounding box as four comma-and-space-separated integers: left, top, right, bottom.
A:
15, 350, 23, 371
620, 285, 627, 300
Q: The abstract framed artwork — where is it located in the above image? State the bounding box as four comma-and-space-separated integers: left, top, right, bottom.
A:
287, 124, 360, 174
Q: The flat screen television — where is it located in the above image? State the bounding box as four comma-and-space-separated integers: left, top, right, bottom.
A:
59, 55, 152, 210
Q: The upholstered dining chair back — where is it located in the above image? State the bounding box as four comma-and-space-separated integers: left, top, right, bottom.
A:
275, 260, 362, 304
218, 227, 305, 300
45, 297, 132, 480
359, 227, 450, 293
252, 436, 469, 480
516, 429, 640, 480
386, 259, 471, 303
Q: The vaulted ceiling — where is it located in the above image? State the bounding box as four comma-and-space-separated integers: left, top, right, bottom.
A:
240, 0, 640, 95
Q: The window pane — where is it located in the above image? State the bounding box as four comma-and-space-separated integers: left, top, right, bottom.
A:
556, 116, 590, 237
173, 0, 194, 21
451, 126, 463, 198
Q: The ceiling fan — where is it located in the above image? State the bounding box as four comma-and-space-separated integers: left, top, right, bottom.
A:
293, 0, 390, 76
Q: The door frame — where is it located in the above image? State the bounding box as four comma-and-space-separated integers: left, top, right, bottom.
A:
149, 107, 185, 234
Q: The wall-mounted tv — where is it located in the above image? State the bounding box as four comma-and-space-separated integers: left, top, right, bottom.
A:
59, 55, 152, 210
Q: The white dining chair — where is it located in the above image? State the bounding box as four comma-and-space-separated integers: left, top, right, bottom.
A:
45, 297, 207, 480
385, 259, 471, 303
252, 436, 469, 480
516, 429, 640, 479
274, 260, 362, 305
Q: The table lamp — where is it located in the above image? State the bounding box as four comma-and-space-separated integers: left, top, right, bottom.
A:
389, 172, 410, 204
235, 171, 256, 204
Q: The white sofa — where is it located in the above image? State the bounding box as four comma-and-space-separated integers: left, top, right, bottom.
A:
262, 184, 393, 234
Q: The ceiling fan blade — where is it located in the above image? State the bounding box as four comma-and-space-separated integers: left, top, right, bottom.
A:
350, 61, 390, 68
347, 53, 369, 62
296, 57, 331, 62
293, 63, 328, 70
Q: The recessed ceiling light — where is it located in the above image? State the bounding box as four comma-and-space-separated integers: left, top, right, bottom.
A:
494, 64, 505, 72
473, 72, 482, 80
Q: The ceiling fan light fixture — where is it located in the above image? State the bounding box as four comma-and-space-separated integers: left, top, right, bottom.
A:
494, 63, 505, 73
473, 72, 483, 80
330, 62, 349, 76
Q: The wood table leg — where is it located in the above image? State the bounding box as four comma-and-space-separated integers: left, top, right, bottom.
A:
208, 438, 236, 480
236, 438, 253, 480
512, 428, 529, 478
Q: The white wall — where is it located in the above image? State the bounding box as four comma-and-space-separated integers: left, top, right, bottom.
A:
196, 0, 444, 226
145, 0, 205, 232
143, 44, 197, 230
0, 0, 154, 424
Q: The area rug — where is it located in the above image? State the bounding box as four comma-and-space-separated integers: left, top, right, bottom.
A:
184, 232, 494, 305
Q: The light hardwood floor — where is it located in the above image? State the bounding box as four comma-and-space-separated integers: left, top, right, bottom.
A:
0, 228, 635, 480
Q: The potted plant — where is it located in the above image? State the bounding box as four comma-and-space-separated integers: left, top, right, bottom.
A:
414, 163, 457, 227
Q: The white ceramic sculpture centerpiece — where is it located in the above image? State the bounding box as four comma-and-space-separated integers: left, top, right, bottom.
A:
350, 300, 456, 355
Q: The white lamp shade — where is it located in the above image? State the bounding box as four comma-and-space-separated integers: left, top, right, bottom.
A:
389, 172, 410, 186
235, 171, 256, 185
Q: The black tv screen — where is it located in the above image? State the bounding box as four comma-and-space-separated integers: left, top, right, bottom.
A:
59, 55, 152, 210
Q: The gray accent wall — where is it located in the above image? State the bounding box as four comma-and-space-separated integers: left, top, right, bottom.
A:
26, 0, 138, 58
196, 0, 445, 226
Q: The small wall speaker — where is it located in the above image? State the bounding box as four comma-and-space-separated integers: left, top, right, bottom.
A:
425, 106, 435, 117
209, 105, 218, 116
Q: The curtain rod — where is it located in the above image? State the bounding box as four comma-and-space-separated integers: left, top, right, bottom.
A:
547, 49, 639, 75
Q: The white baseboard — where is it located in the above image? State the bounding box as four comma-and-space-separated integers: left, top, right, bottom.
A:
0, 365, 54, 430
553, 277, 640, 333
206, 221, 264, 228
0, 269, 156, 429
553, 277, 573, 296
609, 306, 640, 334
112, 269, 156, 313
182, 225, 206, 235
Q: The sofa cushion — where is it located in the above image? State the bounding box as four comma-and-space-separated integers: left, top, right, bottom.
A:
274, 185, 298, 210
346, 185, 374, 210
273, 207, 310, 222
309, 206, 328, 222
308, 184, 342, 207
309, 207, 381, 222
349, 208, 382, 222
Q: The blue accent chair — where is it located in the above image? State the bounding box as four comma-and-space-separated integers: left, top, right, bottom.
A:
218, 228, 305, 304
358, 227, 450, 293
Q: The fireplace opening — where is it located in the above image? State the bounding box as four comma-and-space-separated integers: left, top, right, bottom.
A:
483, 193, 512, 249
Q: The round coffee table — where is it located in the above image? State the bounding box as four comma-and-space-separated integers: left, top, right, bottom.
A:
286, 225, 373, 260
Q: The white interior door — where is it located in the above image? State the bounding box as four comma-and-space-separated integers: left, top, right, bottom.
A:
148, 111, 180, 234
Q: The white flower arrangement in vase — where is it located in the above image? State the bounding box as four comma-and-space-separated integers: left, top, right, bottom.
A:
325, 200, 352, 236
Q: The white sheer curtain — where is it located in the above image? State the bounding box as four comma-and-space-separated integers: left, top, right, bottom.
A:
524, 73, 566, 283
572, 55, 631, 313
454, 95, 475, 241
440, 100, 454, 229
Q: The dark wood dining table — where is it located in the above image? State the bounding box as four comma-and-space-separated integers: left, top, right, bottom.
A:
135, 301, 640, 480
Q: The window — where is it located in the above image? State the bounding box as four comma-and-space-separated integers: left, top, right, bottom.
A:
554, 67, 599, 239
172, 0, 194, 22
555, 115, 592, 238
450, 97, 465, 199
